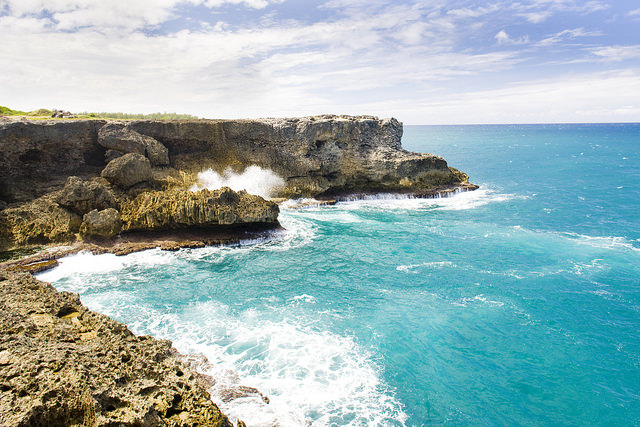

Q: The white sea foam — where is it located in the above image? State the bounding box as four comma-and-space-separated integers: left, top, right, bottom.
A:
89, 300, 407, 427
333, 186, 518, 212
396, 261, 456, 273
190, 165, 285, 198
453, 294, 504, 307
560, 232, 640, 253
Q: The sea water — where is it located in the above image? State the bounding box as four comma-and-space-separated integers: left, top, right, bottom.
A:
39, 124, 640, 425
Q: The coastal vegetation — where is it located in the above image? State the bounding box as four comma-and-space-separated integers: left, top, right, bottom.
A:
0, 105, 199, 120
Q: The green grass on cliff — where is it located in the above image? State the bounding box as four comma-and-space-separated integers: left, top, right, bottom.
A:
0, 106, 29, 116
77, 111, 200, 120
1, 105, 199, 120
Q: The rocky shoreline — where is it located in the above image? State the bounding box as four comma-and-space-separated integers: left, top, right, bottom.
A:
0, 115, 475, 425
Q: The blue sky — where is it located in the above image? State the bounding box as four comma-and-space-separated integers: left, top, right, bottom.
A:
1, 0, 639, 124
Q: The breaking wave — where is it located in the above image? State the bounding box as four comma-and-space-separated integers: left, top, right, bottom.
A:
190, 165, 285, 199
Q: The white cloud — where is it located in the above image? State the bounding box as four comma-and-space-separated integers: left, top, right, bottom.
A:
536, 27, 602, 46
0, 0, 284, 31
590, 45, 640, 62
203, 0, 284, 9
495, 30, 529, 45
628, 8, 640, 18
392, 70, 640, 124
518, 11, 552, 23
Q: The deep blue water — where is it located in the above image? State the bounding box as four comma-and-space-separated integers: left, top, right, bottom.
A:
40, 124, 640, 426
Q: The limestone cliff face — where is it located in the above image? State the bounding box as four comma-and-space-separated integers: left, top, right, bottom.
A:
0, 270, 233, 426
0, 115, 472, 204
0, 115, 473, 250
129, 115, 469, 197
0, 119, 106, 203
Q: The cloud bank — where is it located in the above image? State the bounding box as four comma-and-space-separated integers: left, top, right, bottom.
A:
1, 0, 639, 124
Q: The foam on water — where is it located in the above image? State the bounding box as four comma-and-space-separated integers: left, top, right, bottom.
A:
560, 232, 640, 253
191, 165, 285, 198
81, 297, 407, 427
333, 186, 517, 211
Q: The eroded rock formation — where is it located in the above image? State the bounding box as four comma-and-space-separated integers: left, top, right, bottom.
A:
120, 188, 279, 232
0, 270, 233, 426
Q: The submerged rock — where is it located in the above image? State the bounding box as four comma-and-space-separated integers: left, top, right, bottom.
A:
120, 187, 279, 232
0, 271, 233, 426
101, 153, 152, 189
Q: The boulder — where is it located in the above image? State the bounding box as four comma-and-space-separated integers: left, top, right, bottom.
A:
101, 153, 152, 189
104, 149, 123, 163
98, 122, 169, 166
80, 208, 122, 239
144, 137, 170, 166
56, 176, 116, 215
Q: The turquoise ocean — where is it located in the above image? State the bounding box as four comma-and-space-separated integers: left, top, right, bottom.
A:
39, 124, 640, 426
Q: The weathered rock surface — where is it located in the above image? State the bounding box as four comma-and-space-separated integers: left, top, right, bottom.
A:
101, 153, 152, 189
0, 195, 82, 249
56, 176, 116, 215
0, 270, 233, 426
128, 115, 472, 197
120, 187, 279, 232
98, 122, 169, 166
0, 120, 106, 203
80, 208, 122, 239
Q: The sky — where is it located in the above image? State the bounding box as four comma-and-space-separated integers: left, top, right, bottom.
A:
1, 0, 639, 124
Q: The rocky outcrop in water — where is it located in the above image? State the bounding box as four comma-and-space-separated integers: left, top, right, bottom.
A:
0, 183, 279, 250
0, 270, 233, 426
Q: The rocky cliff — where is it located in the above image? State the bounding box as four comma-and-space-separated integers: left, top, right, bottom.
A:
0, 115, 473, 251
0, 115, 472, 204
0, 270, 234, 426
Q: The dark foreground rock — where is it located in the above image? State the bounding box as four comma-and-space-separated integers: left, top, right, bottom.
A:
0, 270, 233, 426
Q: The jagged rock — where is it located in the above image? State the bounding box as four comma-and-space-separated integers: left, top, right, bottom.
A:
0, 271, 233, 426
218, 385, 270, 404
51, 109, 75, 118
101, 153, 152, 189
119, 187, 279, 232
128, 115, 470, 197
0, 194, 82, 250
98, 122, 169, 166
56, 176, 116, 215
98, 122, 145, 155
80, 208, 122, 239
